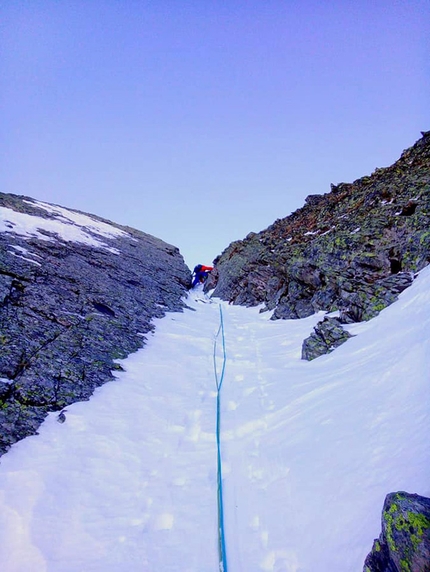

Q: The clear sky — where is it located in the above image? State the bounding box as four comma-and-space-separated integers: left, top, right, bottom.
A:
1, 1, 429, 269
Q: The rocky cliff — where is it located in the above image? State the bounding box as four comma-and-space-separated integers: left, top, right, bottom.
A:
207, 132, 430, 334
0, 193, 191, 455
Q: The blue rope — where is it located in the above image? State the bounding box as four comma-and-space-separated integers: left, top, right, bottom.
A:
213, 304, 228, 572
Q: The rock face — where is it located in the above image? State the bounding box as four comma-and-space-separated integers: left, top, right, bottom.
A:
207, 132, 430, 333
301, 316, 352, 361
0, 193, 191, 455
364, 492, 430, 572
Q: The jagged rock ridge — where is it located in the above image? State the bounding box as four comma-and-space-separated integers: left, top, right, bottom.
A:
207, 132, 430, 333
0, 194, 191, 455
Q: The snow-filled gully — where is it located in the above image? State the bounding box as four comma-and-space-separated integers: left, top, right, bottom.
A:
0, 270, 429, 572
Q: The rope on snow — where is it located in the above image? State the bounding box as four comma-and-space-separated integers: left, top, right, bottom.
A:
213, 303, 228, 572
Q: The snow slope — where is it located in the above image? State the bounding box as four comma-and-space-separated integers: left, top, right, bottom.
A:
0, 200, 128, 253
0, 267, 429, 572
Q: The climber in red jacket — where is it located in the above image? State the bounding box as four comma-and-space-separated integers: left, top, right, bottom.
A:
192, 264, 213, 287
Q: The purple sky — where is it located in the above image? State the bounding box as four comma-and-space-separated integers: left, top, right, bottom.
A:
1, 1, 429, 268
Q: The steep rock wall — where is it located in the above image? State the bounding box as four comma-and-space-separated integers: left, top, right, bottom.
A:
207, 132, 430, 323
0, 193, 191, 454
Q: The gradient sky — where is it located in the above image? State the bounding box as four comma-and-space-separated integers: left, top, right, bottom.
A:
1, 1, 429, 268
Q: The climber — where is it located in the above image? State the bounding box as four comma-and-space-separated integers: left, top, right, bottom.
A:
192, 264, 213, 288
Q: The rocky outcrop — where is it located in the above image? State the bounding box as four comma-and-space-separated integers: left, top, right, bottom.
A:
364, 492, 430, 572
0, 193, 191, 455
301, 316, 352, 361
207, 132, 430, 330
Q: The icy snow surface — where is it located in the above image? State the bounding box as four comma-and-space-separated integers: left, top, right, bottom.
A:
0, 267, 429, 571
0, 200, 128, 253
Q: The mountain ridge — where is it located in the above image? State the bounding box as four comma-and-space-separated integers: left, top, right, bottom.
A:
206, 131, 430, 329
0, 194, 190, 454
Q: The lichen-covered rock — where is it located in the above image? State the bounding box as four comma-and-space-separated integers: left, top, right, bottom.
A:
0, 193, 191, 455
364, 492, 430, 572
301, 317, 352, 360
207, 132, 430, 326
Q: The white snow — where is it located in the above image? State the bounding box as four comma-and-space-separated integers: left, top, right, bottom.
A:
23, 200, 129, 241
0, 201, 129, 254
7, 244, 42, 266
7, 251, 42, 266
0, 267, 429, 571
8, 244, 42, 258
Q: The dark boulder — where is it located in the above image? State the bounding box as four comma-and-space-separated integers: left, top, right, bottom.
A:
301, 317, 353, 360
364, 492, 430, 572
